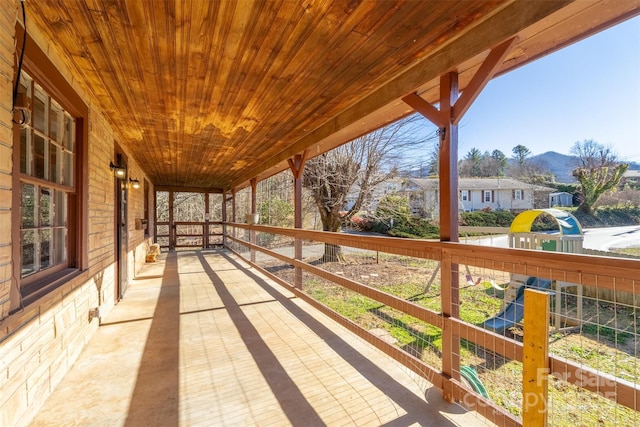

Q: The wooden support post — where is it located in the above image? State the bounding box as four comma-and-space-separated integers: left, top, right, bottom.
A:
169, 191, 175, 250
222, 190, 227, 248
439, 72, 460, 402
439, 72, 459, 242
231, 188, 237, 240
288, 151, 307, 289
523, 289, 550, 426
402, 39, 516, 403
231, 188, 237, 223
204, 192, 210, 249
250, 178, 257, 263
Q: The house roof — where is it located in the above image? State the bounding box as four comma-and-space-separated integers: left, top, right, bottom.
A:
404, 178, 555, 192
25, 1, 640, 190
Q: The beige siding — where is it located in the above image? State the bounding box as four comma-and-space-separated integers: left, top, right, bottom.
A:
0, 1, 15, 319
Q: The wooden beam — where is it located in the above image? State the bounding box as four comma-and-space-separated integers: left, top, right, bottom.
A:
402, 92, 445, 126
523, 289, 550, 427
452, 37, 518, 124
287, 150, 308, 180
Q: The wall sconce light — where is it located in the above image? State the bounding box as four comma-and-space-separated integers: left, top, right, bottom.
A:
129, 178, 140, 189
109, 159, 126, 179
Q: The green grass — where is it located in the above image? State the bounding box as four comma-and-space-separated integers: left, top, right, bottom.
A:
611, 247, 640, 257
582, 323, 633, 345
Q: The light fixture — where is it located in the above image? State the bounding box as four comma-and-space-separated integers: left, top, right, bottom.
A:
109, 156, 126, 179
129, 177, 140, 189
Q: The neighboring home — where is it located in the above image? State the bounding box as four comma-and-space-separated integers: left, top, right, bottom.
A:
621, 169, 640, 188
549, 192, 574, 207
400, 178, 555, 217
344, 178, 404, 213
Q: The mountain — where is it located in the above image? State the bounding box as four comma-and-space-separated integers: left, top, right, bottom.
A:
528, 151, 640, 183
529, 152, 578, 183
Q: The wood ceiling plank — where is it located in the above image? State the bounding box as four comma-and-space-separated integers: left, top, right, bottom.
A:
231, 0, 572, 188
24, 0, 639, 189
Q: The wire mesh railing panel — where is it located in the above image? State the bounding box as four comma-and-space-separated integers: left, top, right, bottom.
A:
300, 271, 444, 373
222, 225, 640, 426
255, 231, 295, 253
545, 274, 639, 426
208, 193, 223, 222
235, 187, 251, 221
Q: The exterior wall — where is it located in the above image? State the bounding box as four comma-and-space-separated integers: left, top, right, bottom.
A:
0, 2, 14, 320
464, 189, 534, 212
0, 5, 154, 426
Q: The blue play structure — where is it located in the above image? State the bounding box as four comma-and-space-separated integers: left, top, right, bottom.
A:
480, 209, 584, 333
481, 276, 552, 333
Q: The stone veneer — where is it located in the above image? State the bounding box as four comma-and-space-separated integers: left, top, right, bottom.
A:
0, 2, 154, 425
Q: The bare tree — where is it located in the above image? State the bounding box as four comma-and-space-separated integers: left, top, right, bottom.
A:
303, 114, 436, 262
571, 139, 629, 214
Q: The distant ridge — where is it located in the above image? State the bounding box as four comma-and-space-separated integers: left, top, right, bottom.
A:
528, 151, 640, 183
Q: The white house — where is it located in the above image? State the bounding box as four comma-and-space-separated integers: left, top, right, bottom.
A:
344, 178, 404, 213
401, 178, 554, 216
621, 169, 640, 187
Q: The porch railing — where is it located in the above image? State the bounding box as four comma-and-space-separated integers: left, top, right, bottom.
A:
224, 223, 639, 427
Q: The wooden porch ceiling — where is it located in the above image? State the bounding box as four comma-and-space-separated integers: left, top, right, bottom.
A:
26, 1, 640, 191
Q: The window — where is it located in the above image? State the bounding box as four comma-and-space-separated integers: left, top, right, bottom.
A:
483, 190, 492, 203
514, 189, 523, 200
12, 27, 87, 306
18, 72, 76, 281
460, 190, 469, 201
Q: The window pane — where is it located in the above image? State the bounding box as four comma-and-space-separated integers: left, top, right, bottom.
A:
34, 134, 46, 179
54, 227, 67, 264
64, 115, 75, 152
40, 187, 52, 226
19, 74, 31, 98
50, 142, 61, 184
20, 128, 30, 174
63, 152, 74, 187
34, 92, 46, 133
50, 103, 60, 141
40, 228, 52, 269
21, 229, 38, 277
54, 190, 67, 227
156, 191, 169, 222
22, 183, 37, 227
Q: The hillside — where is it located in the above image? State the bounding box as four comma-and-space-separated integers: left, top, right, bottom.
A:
529, 151, 640, 184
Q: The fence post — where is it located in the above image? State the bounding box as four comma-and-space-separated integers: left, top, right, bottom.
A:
523, 288, 550, 426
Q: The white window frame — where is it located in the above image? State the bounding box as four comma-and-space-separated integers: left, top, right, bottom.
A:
514, 189, 523, 200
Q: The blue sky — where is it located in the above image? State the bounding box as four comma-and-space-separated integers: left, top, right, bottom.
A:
451, 15, 640, 163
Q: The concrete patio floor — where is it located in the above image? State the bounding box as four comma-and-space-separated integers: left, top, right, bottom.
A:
30, 249, 492, 426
